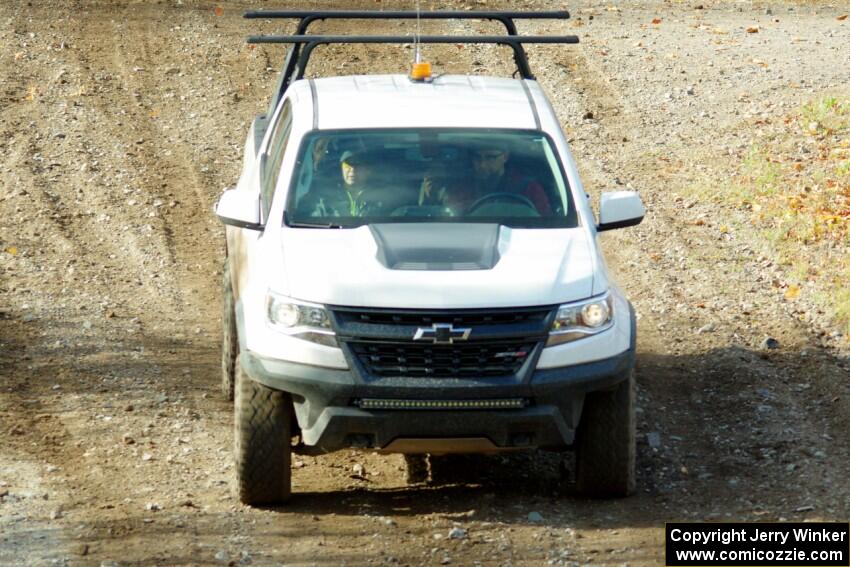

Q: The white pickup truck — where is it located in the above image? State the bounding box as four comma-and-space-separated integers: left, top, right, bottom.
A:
216, 10, 645, 505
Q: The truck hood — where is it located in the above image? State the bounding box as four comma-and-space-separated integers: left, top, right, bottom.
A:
279, 224, 597, 309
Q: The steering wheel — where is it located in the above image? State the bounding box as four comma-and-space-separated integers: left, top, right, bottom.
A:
466, 192, 538, 214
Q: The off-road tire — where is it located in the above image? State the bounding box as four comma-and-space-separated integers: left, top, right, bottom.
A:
234, 357, 292, 505
574, 369, 636, 498
221, 262, 237, 401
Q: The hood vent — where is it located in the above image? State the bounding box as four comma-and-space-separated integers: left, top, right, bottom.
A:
370, 223, 501, 271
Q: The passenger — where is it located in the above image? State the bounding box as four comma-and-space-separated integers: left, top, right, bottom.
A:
420, 144, 551, 215
299, 148, 403, 218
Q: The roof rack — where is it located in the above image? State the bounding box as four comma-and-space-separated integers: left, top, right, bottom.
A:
244, 10, 570, 36
244, 10, 578, 112
249, 34, 579, 81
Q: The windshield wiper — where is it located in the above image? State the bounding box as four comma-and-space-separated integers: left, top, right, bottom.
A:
287, 220, 346, 229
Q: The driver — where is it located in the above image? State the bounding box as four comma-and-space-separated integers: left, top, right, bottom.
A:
420, 143, 551, 215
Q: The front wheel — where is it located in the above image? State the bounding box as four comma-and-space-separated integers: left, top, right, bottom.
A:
574, 369, 636, 498
234, 356, 292, 505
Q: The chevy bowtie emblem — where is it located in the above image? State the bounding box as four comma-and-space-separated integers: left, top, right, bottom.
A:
413, 323, 471, 344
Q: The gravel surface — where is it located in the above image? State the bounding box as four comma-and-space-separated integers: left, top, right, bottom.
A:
1, 1, 849, 566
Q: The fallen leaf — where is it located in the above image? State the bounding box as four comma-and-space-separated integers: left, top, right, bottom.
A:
787, 196, 804, 211
213, 6, 224, 16
652, 18, 662, 24
838, 15, 848, 21
784, 285, 801, 300
5, 246, 18, 256
14, 51, 24, 60
746, 26, 759, 33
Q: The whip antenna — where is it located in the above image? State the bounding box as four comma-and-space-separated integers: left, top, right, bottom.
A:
409, 0, 432, 81
415, 0, 421, 63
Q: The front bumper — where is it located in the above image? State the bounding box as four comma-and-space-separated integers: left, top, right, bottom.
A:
240, 343, 635, 454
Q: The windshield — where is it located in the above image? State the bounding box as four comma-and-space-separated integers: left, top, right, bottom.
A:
285, 129, 577, 228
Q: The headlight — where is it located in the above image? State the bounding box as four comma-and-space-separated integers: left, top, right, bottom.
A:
266, 291, 337, 347
547, 292, 614, 347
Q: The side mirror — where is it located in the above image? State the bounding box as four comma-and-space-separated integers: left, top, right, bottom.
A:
597, 191, 645, 232
216, 188, 263, 230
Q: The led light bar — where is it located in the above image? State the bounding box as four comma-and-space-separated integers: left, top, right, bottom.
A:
356, 398, 528, 410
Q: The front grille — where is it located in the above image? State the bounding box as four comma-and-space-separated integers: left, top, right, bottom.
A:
332, 305, 554, 379
333, 306, 552, 328
348, 340, 538, 378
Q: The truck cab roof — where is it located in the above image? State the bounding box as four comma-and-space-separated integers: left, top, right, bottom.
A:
289, 75, 546, 130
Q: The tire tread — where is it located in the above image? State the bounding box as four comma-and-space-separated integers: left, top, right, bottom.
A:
575, 369, 636, 498
234, 359, 292, 505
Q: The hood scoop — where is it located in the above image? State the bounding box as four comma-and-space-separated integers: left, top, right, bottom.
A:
370, 223, 501, 271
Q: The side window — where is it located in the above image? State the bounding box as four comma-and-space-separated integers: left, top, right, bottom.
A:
261, 100, 293, 220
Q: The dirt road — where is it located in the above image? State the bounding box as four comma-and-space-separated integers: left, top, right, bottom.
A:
1, 1, 848, 565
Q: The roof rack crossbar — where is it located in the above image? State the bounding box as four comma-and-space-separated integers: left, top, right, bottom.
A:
248, 35, 579, 44
249, 35, 579, 85
244, 11, 578, 113
244, 10, 570, 36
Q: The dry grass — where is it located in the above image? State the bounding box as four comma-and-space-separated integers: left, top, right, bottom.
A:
689, 94, 850, 334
